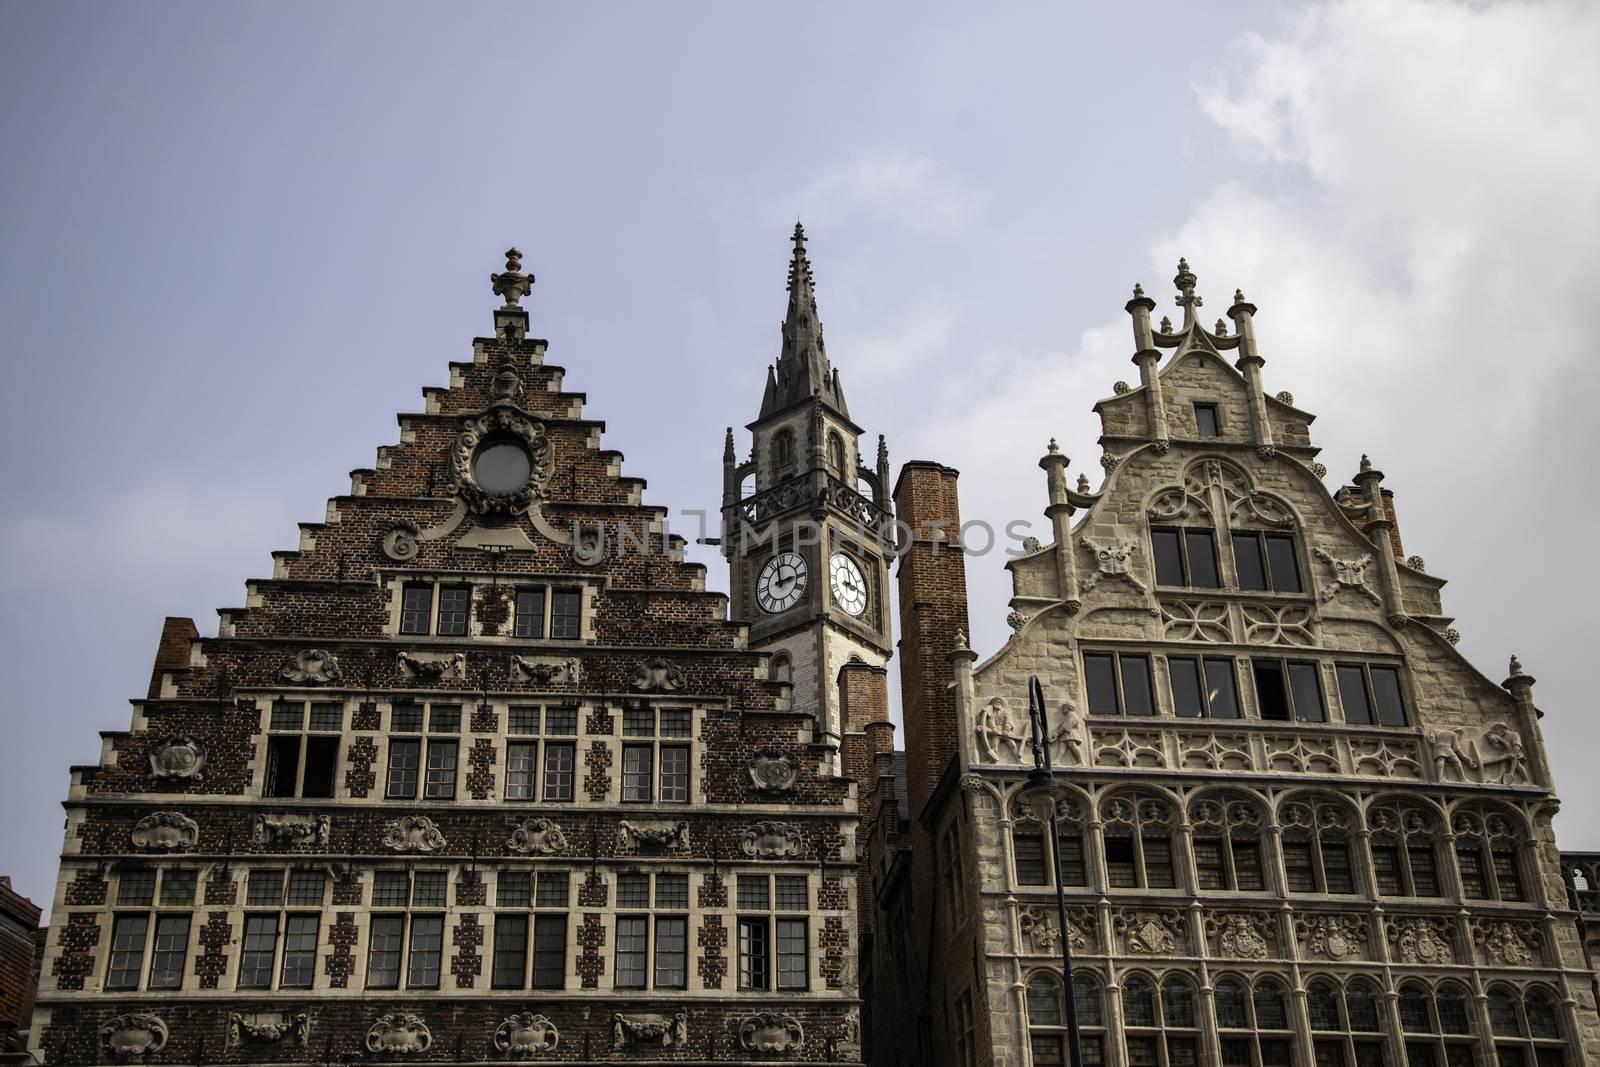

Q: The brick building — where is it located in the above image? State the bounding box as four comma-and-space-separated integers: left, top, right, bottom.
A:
0, 875, 42, 1058
869, 261, 1600, 1066
28, 241, 865, 1064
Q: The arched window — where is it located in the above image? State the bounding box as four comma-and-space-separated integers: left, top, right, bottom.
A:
1487, 985, 1568, 1065
1215, 977, 1296, 1066
827, 431, 846, 480
1012, 795, 1087, 889
771, 430, 794, 472
1452, 806, 1529, 902
1367, 801, 1443, 898
1279, 796, 1358, 894
1189, 795, 1267, 892
767, 652, 792, 685
1122, 974, 1200, 1066
1398, 981, 1476, 1065
1025, 970, 1105, 1066
1306, 977, 1387, 1066
1100, 793, 1178, 890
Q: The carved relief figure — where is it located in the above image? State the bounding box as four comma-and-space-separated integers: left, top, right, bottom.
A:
506, 817, 567, 855
1474, 723, 1530, 785
492, 1013, 560, 1056
253, 814, 331, 848
1425, 729, 1476, 782
512, 655, 578, 686
612, 1012, 687, 1049
131, 811, 199, 852
1115, 909, 1182, 954
1048, 703, 1084, 766
1388, 917, 1452, 964
974, 697, 1026, 764
1209, 913, 1271, 959
1080, 524, 1149, 593
397, 651, 466, 683
630, 658, 683, 692
620, 821, 688, 851
100, 1014, 168, 1058
383, 815, 446, 853
739, 1013, 804, 1053
366, 1013, 432, 1055
148, 736, 207, 782
228, 1012, 310, 1047
1474, 921, 1538, 966
1312, 548, 1379, 604
1297, 914, 1366, 961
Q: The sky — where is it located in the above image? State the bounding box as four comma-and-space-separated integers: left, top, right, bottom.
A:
3, 0, 1599, 910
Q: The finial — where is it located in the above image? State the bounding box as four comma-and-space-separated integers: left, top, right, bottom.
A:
1132, 283, 1145, 298
1214, 318, 1229, 336
1359, 454, 1373, 473
723, 427, 735, 463
1159, 315, 1173, 334
953, 630, 969, 651
877, 434, 888, 466
1047, 438, 1060, 454
1077, 473, 1090, 493
1234, 289, 1245, 303
786, 222, 814, 293
1509, 654, 1524, 676
490, 247, 535, 307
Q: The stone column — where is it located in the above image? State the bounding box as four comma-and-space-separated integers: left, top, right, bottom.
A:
1228, 290, 1275, 452
1125, 286, 1170, 448
1353, 458, 1407, 625
1501, 657, 1552, 788
1038, 441, 1081, 611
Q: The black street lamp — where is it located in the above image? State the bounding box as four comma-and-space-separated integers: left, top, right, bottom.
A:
1016, 675, 1084, 1067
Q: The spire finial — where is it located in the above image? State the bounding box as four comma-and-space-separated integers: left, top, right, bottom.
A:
1509, 654, 1524, 676
1174, 256, 1202, 325
723, 427, 736, 463
1077, 473, 1091, 493
1360, 454, 1373, 473
1047, 438, 1060, 454
1159, 315, 1173, 334
786, 222, 814, 294
490, 247, 535, 307
1235, 288, 1246, 303
1215, 318, 1229, 336
1132, 283, 1145, 298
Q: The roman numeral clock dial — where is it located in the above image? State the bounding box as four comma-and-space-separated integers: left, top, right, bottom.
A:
756, 552, 808, 613
830, 552, 868, 617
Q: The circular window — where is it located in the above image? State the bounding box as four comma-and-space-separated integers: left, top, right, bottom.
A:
473, 440, 533, 494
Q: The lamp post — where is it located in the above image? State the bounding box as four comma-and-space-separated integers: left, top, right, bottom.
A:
1017, 675, 1083, 1067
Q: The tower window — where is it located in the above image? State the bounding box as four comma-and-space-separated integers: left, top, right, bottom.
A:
1194, 403, 1221, 437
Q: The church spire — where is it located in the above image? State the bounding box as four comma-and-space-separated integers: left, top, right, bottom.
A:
761, 222, 849, 419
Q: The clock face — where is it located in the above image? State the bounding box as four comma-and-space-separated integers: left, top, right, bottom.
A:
830, 553, 868, 617
756, 552, 808, 614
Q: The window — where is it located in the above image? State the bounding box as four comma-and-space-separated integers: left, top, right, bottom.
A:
263, 700, 341, 798
1216, 978, 1297, 1067
1280, 798, 1357, 894
108, 866, 197, 989
1151, 527, 1221, 588
619, 703, 691, 803
1253, 658, 1326, 722
1308, 979, 1389, 1067
1083, 652, 1155, 716
1232, 531, 1303, 593
1369, 803, 1442, 898
1336, 663, 1408, 726
940, 821, 965, 929
386, 703, 458, 800
1194, 403, 1220, 437
772, 430, 794, 469
1168, 656, 1241, 719
1398, 983, 1478, 1067
436, 585, 470, 635
237, 868, 325, 990
737, 874, 808, 991
612, 871, 689, 990
1100, 793, 1177, 890
366, 870, 446, 990
550, 588, 581, 639
1027, 971, 1107, 1067
1453, 809, 1529, 903
500, 703, 580, 802
1483, 987, 1564, 1066
954, 989, 977, 1067
514, 588, 546, 639
1013, 819, 1088, 888
1124, 974, 1202, 1066
1189, 797, 1266, 891
400, 583, 433, 635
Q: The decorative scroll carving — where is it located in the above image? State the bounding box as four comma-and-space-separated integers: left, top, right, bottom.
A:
511, 656, 578, 686
1113, 909, 1185, 954
1242, 603, 1316, 646
1161, 600, 1231, 642
612, 1012, 687, 1050
281, 649, 342, 685
1020, 904, 1092, 954
1296, 914, 1368, 961
620, 821, 687, 851
492, 1013, 559, 1056
1205, 912, 1275, 959
1471, 919, 1541, 967
1147, 486, 1210, 523
366, 1013, 432, 1055
1080, 524, 1147, 593
100, 1013, 169, 1058
746, 750, 800, 793
506, 817, 567, 855
450, 409, 553, 519
1092, 729, 1166, 769
148, 736, 207, 781
1177, 733, 1252, 771
630, 658, 684, 692
974, 697, 1027, 764
1263, 734, 1340, 774
1313, 548, 1380, 604
383, 815, 446, 853
131, 811, 199, 852
739, 1013, 804, 1053
1047, 704, 1084, 766
397, 651, 466, 682
741, 821, 803, 859
228, 1012, 310, 1047
1387, 917, 1453, 964
381, 520, 421, 562
253, 814, 330, 848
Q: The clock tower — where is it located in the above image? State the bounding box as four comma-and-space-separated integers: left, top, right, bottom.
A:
722, 224, 894, 770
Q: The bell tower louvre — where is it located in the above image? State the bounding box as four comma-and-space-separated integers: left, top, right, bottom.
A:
27, 248, 864, 1064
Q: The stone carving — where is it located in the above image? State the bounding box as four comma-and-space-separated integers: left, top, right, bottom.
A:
1177, 733, 1252, 771
1405, 554, 1426, 572
1463, 723, 1530, 785
100, 1013, 169, 1058
570, 522, 607, 565
1296, 914, 1367, 961
1387, 917, 1453, 964
1445, 627, 1461, 645
742, 821, 803, 859
739, 1013, 804, 1053
1263, 734, 1340, 774
1189, 797, 1263, 832
492, 1012, 559, 1056
974, 697, 1026, 764
512, 655, 578, 686
620, 821, 688, 851
1113, 380, 1131, 394
506, 817, 568, 855
831, 1010, 862, 1061
1242, 603, 1316, 646
366, 1013, 432, 1055
228, 1011, 310, 1047
1350, 737, 1424, 779
1276, 390, 1295, 405
148, 736, 207, 781
1092, 729, 1166, 769
450, 409, 553, 519
746, 750, 800, 793
1425, 729, 1475, 782
381, 520, 421, 562
397, 651, 466, 682
1099, 452, 1120, 471
1047, 703, 1084, 766
612, 1012, 687, 1050
281, 649, 342, 685
131, 811, 199, 852
1313, 548, 1380, 604
1161, 600, 1231, 642
1101, 795, 1173, 827
1148, 486, 1211, 524
1472, 920, 1540, 967
1080, 524, 1147, 593
383, 815, 446, 853
1006, 609, 1028, 634
1311, 462, 1328, 478
630, 657, 684, 692
1021, 535, 1043, 553
1020, 904, 1091, 954
1114, 909, 1184, 954
1206, 912, 1274, 959
253, 813, 331, 848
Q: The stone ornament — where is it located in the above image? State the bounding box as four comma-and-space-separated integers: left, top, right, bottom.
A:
1349, 737, 1424, 779
228, 1011, 310, 1047
1206, 912, 1274, 959
570, 523, 607, 565
1161, 600, 1231, 642
281, 649, 343, 685
381, 520, 421, 562
1080, 524, 1148, 593
742, 821, 803, 859
1276, 390, 1295, 405
1439, 723, 1529, 785
746, 750, 800, 793
830, 1010, 862, 1061
1387, 917, 1453, 964
1047, 703, 1084, 766
148, 736, 207, 781
612, 1011, 687, 1050
1178, 733, 1253, 772
630, 657, 684, 692
1114, 909, 1184, 954
397, 651, 467, 683
506, 817, 567, 855
492, 1012, 559, 1056
1019, 904, 1091, 954
512, 655, 578, 686
1263, 733, 1339, 774
254, 814, 331, 848
620, 820, 688, 851
739, 1013, 803, 1053
366, 1013, 432, 1055
1472, 920, 1540, 967
1313, 548, 1380, 604
1242, 603, 1316, 646
1092, 729, 1167, 769
973, 697, 1026, 764
100, 1013, 169, 1058
131, 811, 199, 852
1296, 914, 1367, 961
450, 409, 553, 519
383, 815, 447, 853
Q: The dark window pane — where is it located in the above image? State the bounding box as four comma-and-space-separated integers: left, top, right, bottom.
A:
1526, 991, 1560, 1039
654, 916, 688, 988
390, 702, 423, 732
660, 745, 690, 803
407, 915, 444, 988
1260, 1040, 1293, 1067
1458, 847, 1489, 898
1128, 1037, 1160, 1067
1338, 665, 1374, 724
265, 736, 301, 797
1195, 839, 1228, 889
1031, 1036, 1065, 1067
1057, 835, 1088, 886
246, 870, 285, 906
1163, 979, 1196, 1027
270, 700, 306, 731
372, 871, 410, 907
617, 873, 650, 910
1234, 839, 1265, 890
238, 914, 279, 988
1399, 988, 1434, 1032
514, 588, 545, 639
1255, 983, 1290, 1029
507, 706, 540, 734
737, 875, 770, 911
1105, 836, 1137, 887
531, 914, 566, 988
1168, 1037, 1200, 1067
1143, 835, 1176, 888
1120, 655, 1155, 715
1215, 981, 1249, 1029
1488, 990, 1522, 1036
1347, 984, 1382, 1031
1152, 529, 1185, 586
400, 584, 433, 635
1205, 658, 1241, 718
1437, 989, 1472, 1035
280, 914, 319, 988
1371, 667, 1407, 726
1027, 974, 1063, 1025
738, 917, 769, 990
366, 915, 405, 988
107, 915, 149, 990
1186, 530, 1220, 588
1084, 654, 1119, 714
118, 869, 157, 906
159, 869, 196, 906
1308, 983, 1343, 1030
506, 741, 538, 800
301, 736, 338, 798
148, 914, 189, 990
542, 742, 574, 801
309, 702, 343, 731
1123, 977, 1157, 1026
621, 744, 652, 802
491, 915, 528, 989
1073, 972, 1102, 1025
436, 585, 470, 636
1169, 657, 1204, 717
550, 589, 581, 640
412, 871, 447, 908
1323, 842, 1355, 893
287, 871, 326, 906
1409, 846, 1441, 896
1254, 660, 1291, 720
1284, 840, 1318, 892
1221, 1039, 1253, 1067
386, 740, 420, 800
1265, 535, 1302, 593
1372, 845, 1404, 895
775, 918, 807, 990
545, 706, 578, 734
536, 872, 570, 909
496, 872, 531, 907
424, 740, 458, 800
1289, 662, 1326, 722
659, 709, 692, 737
622, 705, 654, 737
1492, 850, 1526, 901
1233, 533, 1268, 591
1194, 403, 1220, 437
429, 705, 461, 733
658, 874, 692, 910
1015, 831, 1047, 885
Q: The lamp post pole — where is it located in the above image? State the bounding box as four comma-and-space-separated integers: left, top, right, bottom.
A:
1024, 674, 1083, 1067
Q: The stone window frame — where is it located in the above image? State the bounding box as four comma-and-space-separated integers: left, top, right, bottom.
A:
1024, 968, 1106, 1067
1122, 969, 1204, 1067
1396, 978, 1479, 1064
104, 864, 198, 992
1451, 804, 1533, 905
734, 870, 812, 992
489, 868, 571, 991
617, 700, 694, 805
384, 700, 460, 801
1009, 792, 1089, 891
1277, 793, 1362, 896
1303, 974, 1388, 1066
503, 703, 580, 803
387, 574, 590, 642
1213, 973, 1299, 1066
1332, 661, 1409, 728
1164, 653, 1243, 720
1366, 800, 1446, 900
1192, 401, 1222, 438
1144, 456, 1308, 596
1187, 792, 1269, 894
1484, 982, 1570, 1065
1099, 791, 1181, 892
364, 867, 449, 991
1081, 649, 1156, 717
237, 867, 327, 992
610, 869, 691, 992
262, 697, 344, 799
1249, 655, 1328, 723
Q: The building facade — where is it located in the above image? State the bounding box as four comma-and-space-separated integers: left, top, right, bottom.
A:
28, 243, 865, 1064
0, 874, 43, 1060
876, 262, 1600, 1066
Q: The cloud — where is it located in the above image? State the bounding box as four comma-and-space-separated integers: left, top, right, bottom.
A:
829, 298, 960, 390
793, 152, 984, 231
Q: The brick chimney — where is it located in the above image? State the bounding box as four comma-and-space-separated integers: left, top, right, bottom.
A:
145, 617, 198, 700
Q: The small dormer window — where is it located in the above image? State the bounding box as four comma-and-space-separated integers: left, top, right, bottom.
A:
1194, 403, 1221, 437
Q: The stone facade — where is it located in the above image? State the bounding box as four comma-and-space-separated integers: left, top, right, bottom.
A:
873, 263, 1600, 1066
28, 246, 861, 1064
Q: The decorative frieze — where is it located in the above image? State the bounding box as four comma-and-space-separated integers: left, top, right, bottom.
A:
397, 651, 467, 683
507, 817, 567, 855
253, 813, 331, 847
366, 1013, 432, 1055
383, 815, 446, 853
620, 820, 688, 851
1112, 908, 1185, 955
1471, 919, 1541, 967
130, 811, 199, 852
1386, 916, 1454, 964
100, 1013, 168, 1058
612, 1011, 688, 1050
511, 655, 578, 686
1204, 912, 1275, 959
493, 1013, 559, 1056
228, 1011, 309, 1047
1295, 914, 1369, 961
